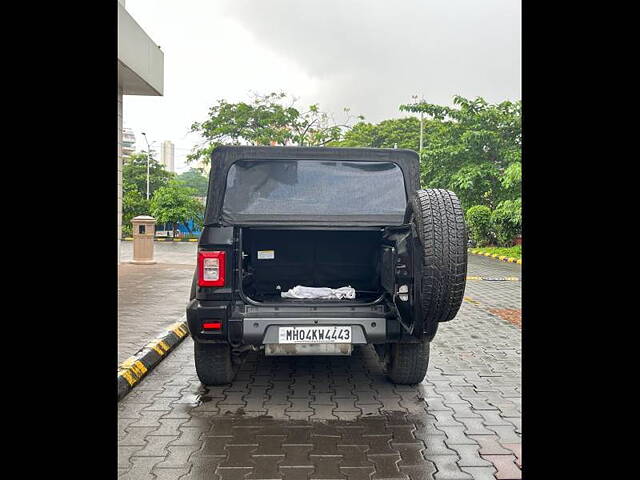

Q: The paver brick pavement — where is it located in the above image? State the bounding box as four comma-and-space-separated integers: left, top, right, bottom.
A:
118, 241, 197, 364
118, 264, 193, 364
118, 252, 520, 479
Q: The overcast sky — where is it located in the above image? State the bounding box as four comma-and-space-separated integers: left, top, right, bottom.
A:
123, 0, 521, 173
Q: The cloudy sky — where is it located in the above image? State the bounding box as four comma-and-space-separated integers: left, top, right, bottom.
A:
122, 0, 521, 173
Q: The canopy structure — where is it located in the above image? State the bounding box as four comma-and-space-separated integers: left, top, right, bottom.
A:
118, 1, 164, 96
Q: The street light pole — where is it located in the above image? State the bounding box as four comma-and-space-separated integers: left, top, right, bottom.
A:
141, 132, 151, 200
412, 94, 425, 157
419, 110, 424, 156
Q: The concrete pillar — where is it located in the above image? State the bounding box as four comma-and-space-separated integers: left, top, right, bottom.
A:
117, 87, 123, 264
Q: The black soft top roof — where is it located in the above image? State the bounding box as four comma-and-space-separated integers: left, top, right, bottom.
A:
204, 145, 420, 226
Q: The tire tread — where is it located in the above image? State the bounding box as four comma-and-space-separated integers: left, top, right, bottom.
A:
387, 341, 430, 384
407, 189, 468, 324
194, 342, 235, 385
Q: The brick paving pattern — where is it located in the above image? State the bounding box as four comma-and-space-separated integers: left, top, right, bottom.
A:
118, 253, 521, 479
118, 241, 197, 364
462, 255, 520, 280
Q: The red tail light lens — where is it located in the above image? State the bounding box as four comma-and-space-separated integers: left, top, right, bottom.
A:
203, 322, 222, 330
198, 251, 226, 286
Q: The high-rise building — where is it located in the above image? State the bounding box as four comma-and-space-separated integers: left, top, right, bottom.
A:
160, 140, 175, 172
122, 128, 136, 157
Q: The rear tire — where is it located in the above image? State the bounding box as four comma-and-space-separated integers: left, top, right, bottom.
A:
194, 341, 235, 385
386, 341, 430, 384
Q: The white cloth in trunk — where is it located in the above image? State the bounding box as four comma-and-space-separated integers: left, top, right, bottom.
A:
281, 285, 356, 300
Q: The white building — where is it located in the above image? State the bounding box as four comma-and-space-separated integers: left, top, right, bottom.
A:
122, 128, 136, 157
118, 0, 164, 262
160, 140, 175, 172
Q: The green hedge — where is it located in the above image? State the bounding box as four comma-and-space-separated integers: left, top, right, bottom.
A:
465, 200, 522, 247
465, 205, 493, 247
491, 199, 521, 246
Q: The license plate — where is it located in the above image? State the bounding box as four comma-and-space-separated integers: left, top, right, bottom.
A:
278, 326, 352, 344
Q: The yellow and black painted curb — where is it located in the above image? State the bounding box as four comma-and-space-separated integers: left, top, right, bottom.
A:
466, 276, 520, 282
122, 237, 199, 242
468, 248, 522, 265
117, 317, 190, 401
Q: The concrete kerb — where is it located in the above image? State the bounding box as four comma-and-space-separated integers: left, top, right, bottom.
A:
468, 248, 522, 265
122, 237, 198, 242
117, 316, 189, 401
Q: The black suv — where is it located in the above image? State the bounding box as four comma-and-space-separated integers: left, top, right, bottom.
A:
187, 146, 467, 385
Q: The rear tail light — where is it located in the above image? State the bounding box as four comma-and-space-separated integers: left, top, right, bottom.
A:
203, 322, 222, 330
198, 251, 226, 286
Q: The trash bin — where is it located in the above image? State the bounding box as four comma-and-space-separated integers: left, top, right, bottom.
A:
131, 215, 157, 264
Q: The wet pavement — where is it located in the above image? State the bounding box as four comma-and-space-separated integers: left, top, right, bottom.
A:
461, 255, 521, 279
118, 241, 197, 364
118, 253, 521, 479
120, 240, 198, 266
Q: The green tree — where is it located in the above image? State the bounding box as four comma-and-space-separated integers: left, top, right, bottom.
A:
175, 168, 209, 197
331, 117, 422, 151
188, 91, 362, 166
399, 96, 521, 210
122, 183, 150, 236
150, 180, 204, 237
123, 152, 174, 199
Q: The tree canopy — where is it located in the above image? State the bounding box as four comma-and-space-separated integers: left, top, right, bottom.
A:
122, 183, 149, 232
399, 95, 521, 210
187, 91, 362, 166
122, 153, 174, 199
175, 168, 209, 197
330, 117, 422, 151
150, 180, 204, 236
122, 153, 175, 232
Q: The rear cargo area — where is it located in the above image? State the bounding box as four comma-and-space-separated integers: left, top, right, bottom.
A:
241, 229, 383, 303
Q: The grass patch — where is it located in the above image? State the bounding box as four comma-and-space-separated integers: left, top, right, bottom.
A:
470, 245, 521, 260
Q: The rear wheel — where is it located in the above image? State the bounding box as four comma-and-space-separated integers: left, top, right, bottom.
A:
194, 341, 235, 385
386, 341, 430, 384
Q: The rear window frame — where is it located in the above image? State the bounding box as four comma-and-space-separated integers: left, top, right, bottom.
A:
219, 158, 409, 225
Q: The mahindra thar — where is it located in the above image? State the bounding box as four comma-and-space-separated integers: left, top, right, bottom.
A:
186, 146, 467, 385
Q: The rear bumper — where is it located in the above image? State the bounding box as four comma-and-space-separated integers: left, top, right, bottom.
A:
264, 343, 353, 356
186, 299, 231, 343
187, 299, 393, 345
243, 317, 386, 345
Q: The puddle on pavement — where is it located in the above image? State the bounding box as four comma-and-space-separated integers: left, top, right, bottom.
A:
180, 408, 441, 445
168, 408, 451, 478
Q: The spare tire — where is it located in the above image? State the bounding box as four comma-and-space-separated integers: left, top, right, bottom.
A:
406, 189, 467, 325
